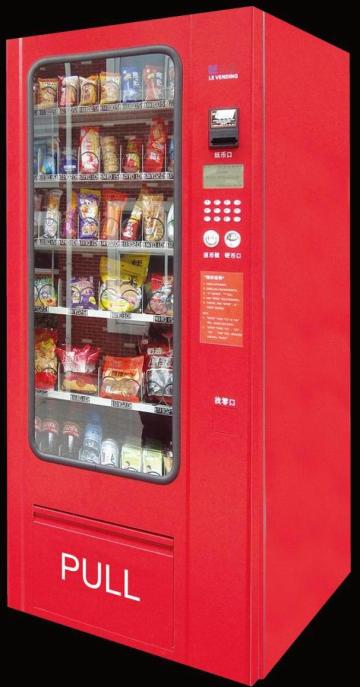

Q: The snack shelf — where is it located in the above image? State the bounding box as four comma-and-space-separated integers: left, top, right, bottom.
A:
34, 99, 174, 120
35, 388, 173, 416
34, 171, 174, 186
33, 238, 174, 254
34, 305, 173, 324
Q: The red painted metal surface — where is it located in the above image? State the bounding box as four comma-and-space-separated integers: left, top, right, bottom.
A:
6, 7, 350, 685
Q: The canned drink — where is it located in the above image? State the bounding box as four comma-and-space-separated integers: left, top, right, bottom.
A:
101, 438, 119, 467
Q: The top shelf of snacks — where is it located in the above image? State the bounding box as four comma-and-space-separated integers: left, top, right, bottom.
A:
33, 63, 175, 116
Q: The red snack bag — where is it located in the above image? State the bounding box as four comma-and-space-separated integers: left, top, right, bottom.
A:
143, 118, 167, 173
123, 136, 142, 173
35, 328, 58, 390
100, 355, 144, 402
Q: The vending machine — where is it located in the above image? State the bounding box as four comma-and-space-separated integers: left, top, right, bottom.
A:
6, 7, 350, 684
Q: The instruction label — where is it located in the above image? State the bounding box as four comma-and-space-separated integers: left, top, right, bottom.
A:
200, 271, 243, 347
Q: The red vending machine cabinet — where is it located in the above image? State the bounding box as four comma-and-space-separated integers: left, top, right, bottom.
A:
6, 8, 350, 684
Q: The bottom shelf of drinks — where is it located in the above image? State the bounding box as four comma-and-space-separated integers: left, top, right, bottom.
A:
34, 321, 174, 479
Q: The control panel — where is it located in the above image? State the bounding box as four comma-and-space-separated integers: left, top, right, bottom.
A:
202, 196, 243, 261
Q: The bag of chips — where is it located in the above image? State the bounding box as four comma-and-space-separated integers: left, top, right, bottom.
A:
143, 118, 167, 173
39, 138, 59, 175
144, 273, 174, 316
167, 59, 175, 100
100, 135, 119, 173
123, 136, 142, 173
121, 187, 147, 240
61, 191, 78, 238
34, 192, 43, 238
59, 148, 78, 174
100, 190, 127, 240
100, 355, 144, 402
100, 72, 121, 104
80, 127, 100, 174
166, 202, 174, 242
56, 344, 101, 394
143, 65, 164, 101
142, 193, 165, 241
43, 189, 62, 238
79, 188, 101, 239
98, 254, 149, 313
35, 328, 58, 390
56, 344, 101, 373
34, 277, 57, 307
121, 66, 141, 102
71, 276, 97, 309
59, 75, 79, 107
143, 340, 173, 405
79, 74, 98, 106
37, 78, 58, 108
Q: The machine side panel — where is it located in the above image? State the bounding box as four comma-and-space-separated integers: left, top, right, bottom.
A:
263, 14, 350, 675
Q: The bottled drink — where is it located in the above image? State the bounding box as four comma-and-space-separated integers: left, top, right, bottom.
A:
80, 413, 102, 464
60, 420, 81, 460
41, 416, 59, 455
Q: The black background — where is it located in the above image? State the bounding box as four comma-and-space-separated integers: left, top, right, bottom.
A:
0, 2, 355, 685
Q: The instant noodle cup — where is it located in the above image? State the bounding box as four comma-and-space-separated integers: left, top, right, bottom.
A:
100, 355, 144, 402
37, 78, 58, 108
79, 188, 101, 239
59, 75, 79, 107
100, 190, 127, 240
100, 72, 121, 104
80, 127, 100, 174
79, 75, 98, 106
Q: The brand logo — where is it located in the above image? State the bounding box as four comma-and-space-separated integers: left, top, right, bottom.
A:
208, 64, 239, 81
61, 552, 141, 602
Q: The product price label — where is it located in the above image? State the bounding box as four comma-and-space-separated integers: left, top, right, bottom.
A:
71, 308, 88, 316
70, 393, 90, 403
154, 405, 173, 416
110, 312, 131, 320
111, 400, 132, 409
